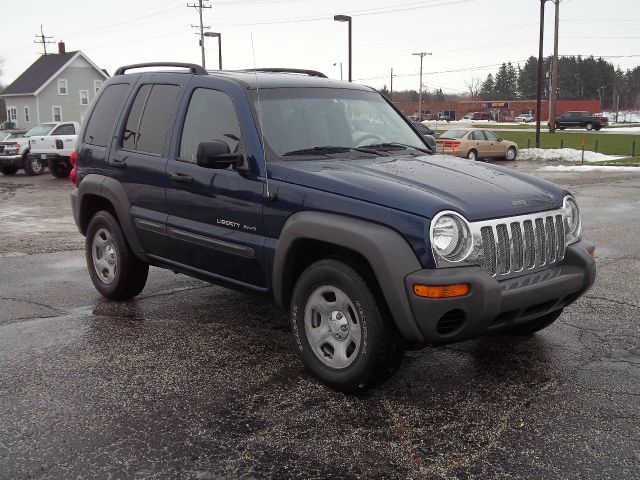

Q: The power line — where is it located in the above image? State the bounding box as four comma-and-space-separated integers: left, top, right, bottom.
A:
34, 25, 54, 55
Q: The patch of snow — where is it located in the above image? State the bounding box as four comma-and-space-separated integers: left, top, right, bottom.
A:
601, 110, 640, 123
518, 148, 624, 163
539, 165, 639, 172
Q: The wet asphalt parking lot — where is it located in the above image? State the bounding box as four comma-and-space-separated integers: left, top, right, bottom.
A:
1, 161, 639, 479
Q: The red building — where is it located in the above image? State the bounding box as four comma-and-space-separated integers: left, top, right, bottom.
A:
394, 99, 602, 121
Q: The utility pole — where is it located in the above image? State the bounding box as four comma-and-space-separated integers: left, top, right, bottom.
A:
187, 0, 211, 68
549, 0, 559, 133
412, 52, 432, 121
34, 25, 54, 55
390, 68, 394, 101
535, 0, 546, 148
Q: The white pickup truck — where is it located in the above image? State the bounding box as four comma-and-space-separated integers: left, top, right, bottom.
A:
28, 121, 80, 178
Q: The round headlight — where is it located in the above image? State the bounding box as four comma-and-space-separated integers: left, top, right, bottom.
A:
564, 196, 581, 239
431, 213, 472, 261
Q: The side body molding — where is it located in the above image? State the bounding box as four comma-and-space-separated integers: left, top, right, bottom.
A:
76, 174, 146, 257
272, 211, 425, 342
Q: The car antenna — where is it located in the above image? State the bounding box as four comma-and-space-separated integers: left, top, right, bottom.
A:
251, 33, 271, 200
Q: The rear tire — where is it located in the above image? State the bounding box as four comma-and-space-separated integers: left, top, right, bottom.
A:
585, 123, 594, 131
290, 259, 404, 391
23, 152, 43, 176
0, 166, 18, 175
466, 149, 478, 161
48, 158, 71, 178
508, 309, 563, 335
85, 210, 149, 300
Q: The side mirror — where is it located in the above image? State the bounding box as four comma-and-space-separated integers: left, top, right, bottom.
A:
497, 137, 503, 142
196, 140, 245, 170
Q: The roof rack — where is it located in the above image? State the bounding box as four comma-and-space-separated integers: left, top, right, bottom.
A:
114, 62, 207, 76
240, 68, 328, 78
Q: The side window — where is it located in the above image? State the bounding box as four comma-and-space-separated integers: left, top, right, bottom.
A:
179, 88, 242, 163
52, 124, 75, 135
122, 84, 180, 155
484, 130, 499, 141
84, 83, 129, 147
470, 131, 485, 141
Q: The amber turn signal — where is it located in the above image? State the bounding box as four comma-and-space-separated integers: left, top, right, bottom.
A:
413, 283, 470, 299
588, 248, 596, 258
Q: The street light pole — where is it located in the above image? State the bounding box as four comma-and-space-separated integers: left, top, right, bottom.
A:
412, 52, 432, 122
333, 62, 343, 81
204, 32, 222, 69
549, 0, 559, 133
334, 15, 352, 82
535, 0, 547, 148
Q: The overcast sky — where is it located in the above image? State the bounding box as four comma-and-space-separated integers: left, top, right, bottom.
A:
1, 0, 639, 96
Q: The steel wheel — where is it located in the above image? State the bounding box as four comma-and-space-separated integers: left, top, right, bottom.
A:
92, 227, 118, 285
304, 285, 362, 369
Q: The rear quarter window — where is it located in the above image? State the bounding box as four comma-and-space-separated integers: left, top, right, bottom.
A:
84, 84, 130, 147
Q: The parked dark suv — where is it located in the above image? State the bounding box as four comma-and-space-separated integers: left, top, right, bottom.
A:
71, 63, 596, 391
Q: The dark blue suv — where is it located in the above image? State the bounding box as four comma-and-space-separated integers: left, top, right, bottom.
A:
71, 63, 596, 391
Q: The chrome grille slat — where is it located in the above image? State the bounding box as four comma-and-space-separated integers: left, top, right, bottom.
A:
475, 210, 567, 278
481, 226, 497, 276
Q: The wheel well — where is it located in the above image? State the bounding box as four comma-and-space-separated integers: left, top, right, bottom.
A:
280, 239, 384, 310
79, 194, 116, 235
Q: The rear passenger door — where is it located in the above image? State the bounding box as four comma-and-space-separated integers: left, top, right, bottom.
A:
164, 83, 267, 288
482, 130, 501, 157
110, 78, 184, 259
469, 130, 489, 157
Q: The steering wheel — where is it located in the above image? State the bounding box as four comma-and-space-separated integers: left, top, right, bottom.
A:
355, 133, 383, 147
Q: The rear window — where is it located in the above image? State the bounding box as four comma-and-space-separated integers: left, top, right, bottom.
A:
84, 84, 129, 147
52, 124, 75, 135
440, 129, 468, 139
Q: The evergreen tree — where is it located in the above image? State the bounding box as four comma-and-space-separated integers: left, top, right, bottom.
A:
517, 57, 538, 99
480, 73, 495, 99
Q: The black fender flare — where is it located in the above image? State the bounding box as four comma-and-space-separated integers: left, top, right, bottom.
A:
76, 174, 146, 256
272, 211, 425, 342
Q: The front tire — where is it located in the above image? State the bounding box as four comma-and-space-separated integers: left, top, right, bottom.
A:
48, 158, 71, 178
505, 146, 517, 161
23, 152, 43, 176
290, 259, 404, 391
467, 149, 478, 161
85, 210, 149, 300
585, 123, 594, 131
508, 309, 563, 335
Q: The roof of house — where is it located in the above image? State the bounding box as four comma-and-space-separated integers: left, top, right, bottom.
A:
0, 51, 108, 96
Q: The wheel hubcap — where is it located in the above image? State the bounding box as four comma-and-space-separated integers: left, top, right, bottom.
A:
92, 228, 118, 284
31, 159, 42, 172
304, 286, 362, 369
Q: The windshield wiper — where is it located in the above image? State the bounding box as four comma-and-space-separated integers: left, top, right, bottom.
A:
361, 142, 434, 155
282, 146, 386, 157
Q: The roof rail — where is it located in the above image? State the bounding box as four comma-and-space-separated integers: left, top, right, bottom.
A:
241, 68, 328, 78
114, 62, 207, 76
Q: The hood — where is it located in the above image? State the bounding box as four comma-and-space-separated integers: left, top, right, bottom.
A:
268, 154, 566, 221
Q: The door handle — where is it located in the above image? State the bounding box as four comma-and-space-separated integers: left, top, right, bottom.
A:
168, 172, 193, 183
108, 158, 127, 168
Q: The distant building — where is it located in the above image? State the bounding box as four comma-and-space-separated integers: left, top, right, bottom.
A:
394, 99, 602, 122
0, 42, 108, 129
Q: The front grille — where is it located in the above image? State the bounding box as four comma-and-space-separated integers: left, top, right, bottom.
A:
479, 213, 565, 278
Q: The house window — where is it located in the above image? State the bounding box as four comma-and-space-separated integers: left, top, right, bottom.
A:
80, 90, 89, 106
52, 106, 63, 122
58, 79, 68, 95
94, 80, 102, 94
24, 106, 30, 123
7, 106, 17, 122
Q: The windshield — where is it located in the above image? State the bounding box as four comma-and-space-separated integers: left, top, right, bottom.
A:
251, 88, 428, 158
25, 124, 55, 137
440, 129, 469, 139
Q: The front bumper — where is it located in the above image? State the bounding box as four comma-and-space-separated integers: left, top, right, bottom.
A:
0, 155, 23, 168
404, 240, 596, 344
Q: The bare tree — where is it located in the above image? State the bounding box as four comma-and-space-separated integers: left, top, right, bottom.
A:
465, 77, 481, 100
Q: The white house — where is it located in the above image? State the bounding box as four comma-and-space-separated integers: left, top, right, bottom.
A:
0, 42, 108, 129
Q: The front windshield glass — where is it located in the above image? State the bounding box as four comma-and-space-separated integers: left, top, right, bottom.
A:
251, 88, 427, 158
440, 129, 469, 139
25, 124, 55, 137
